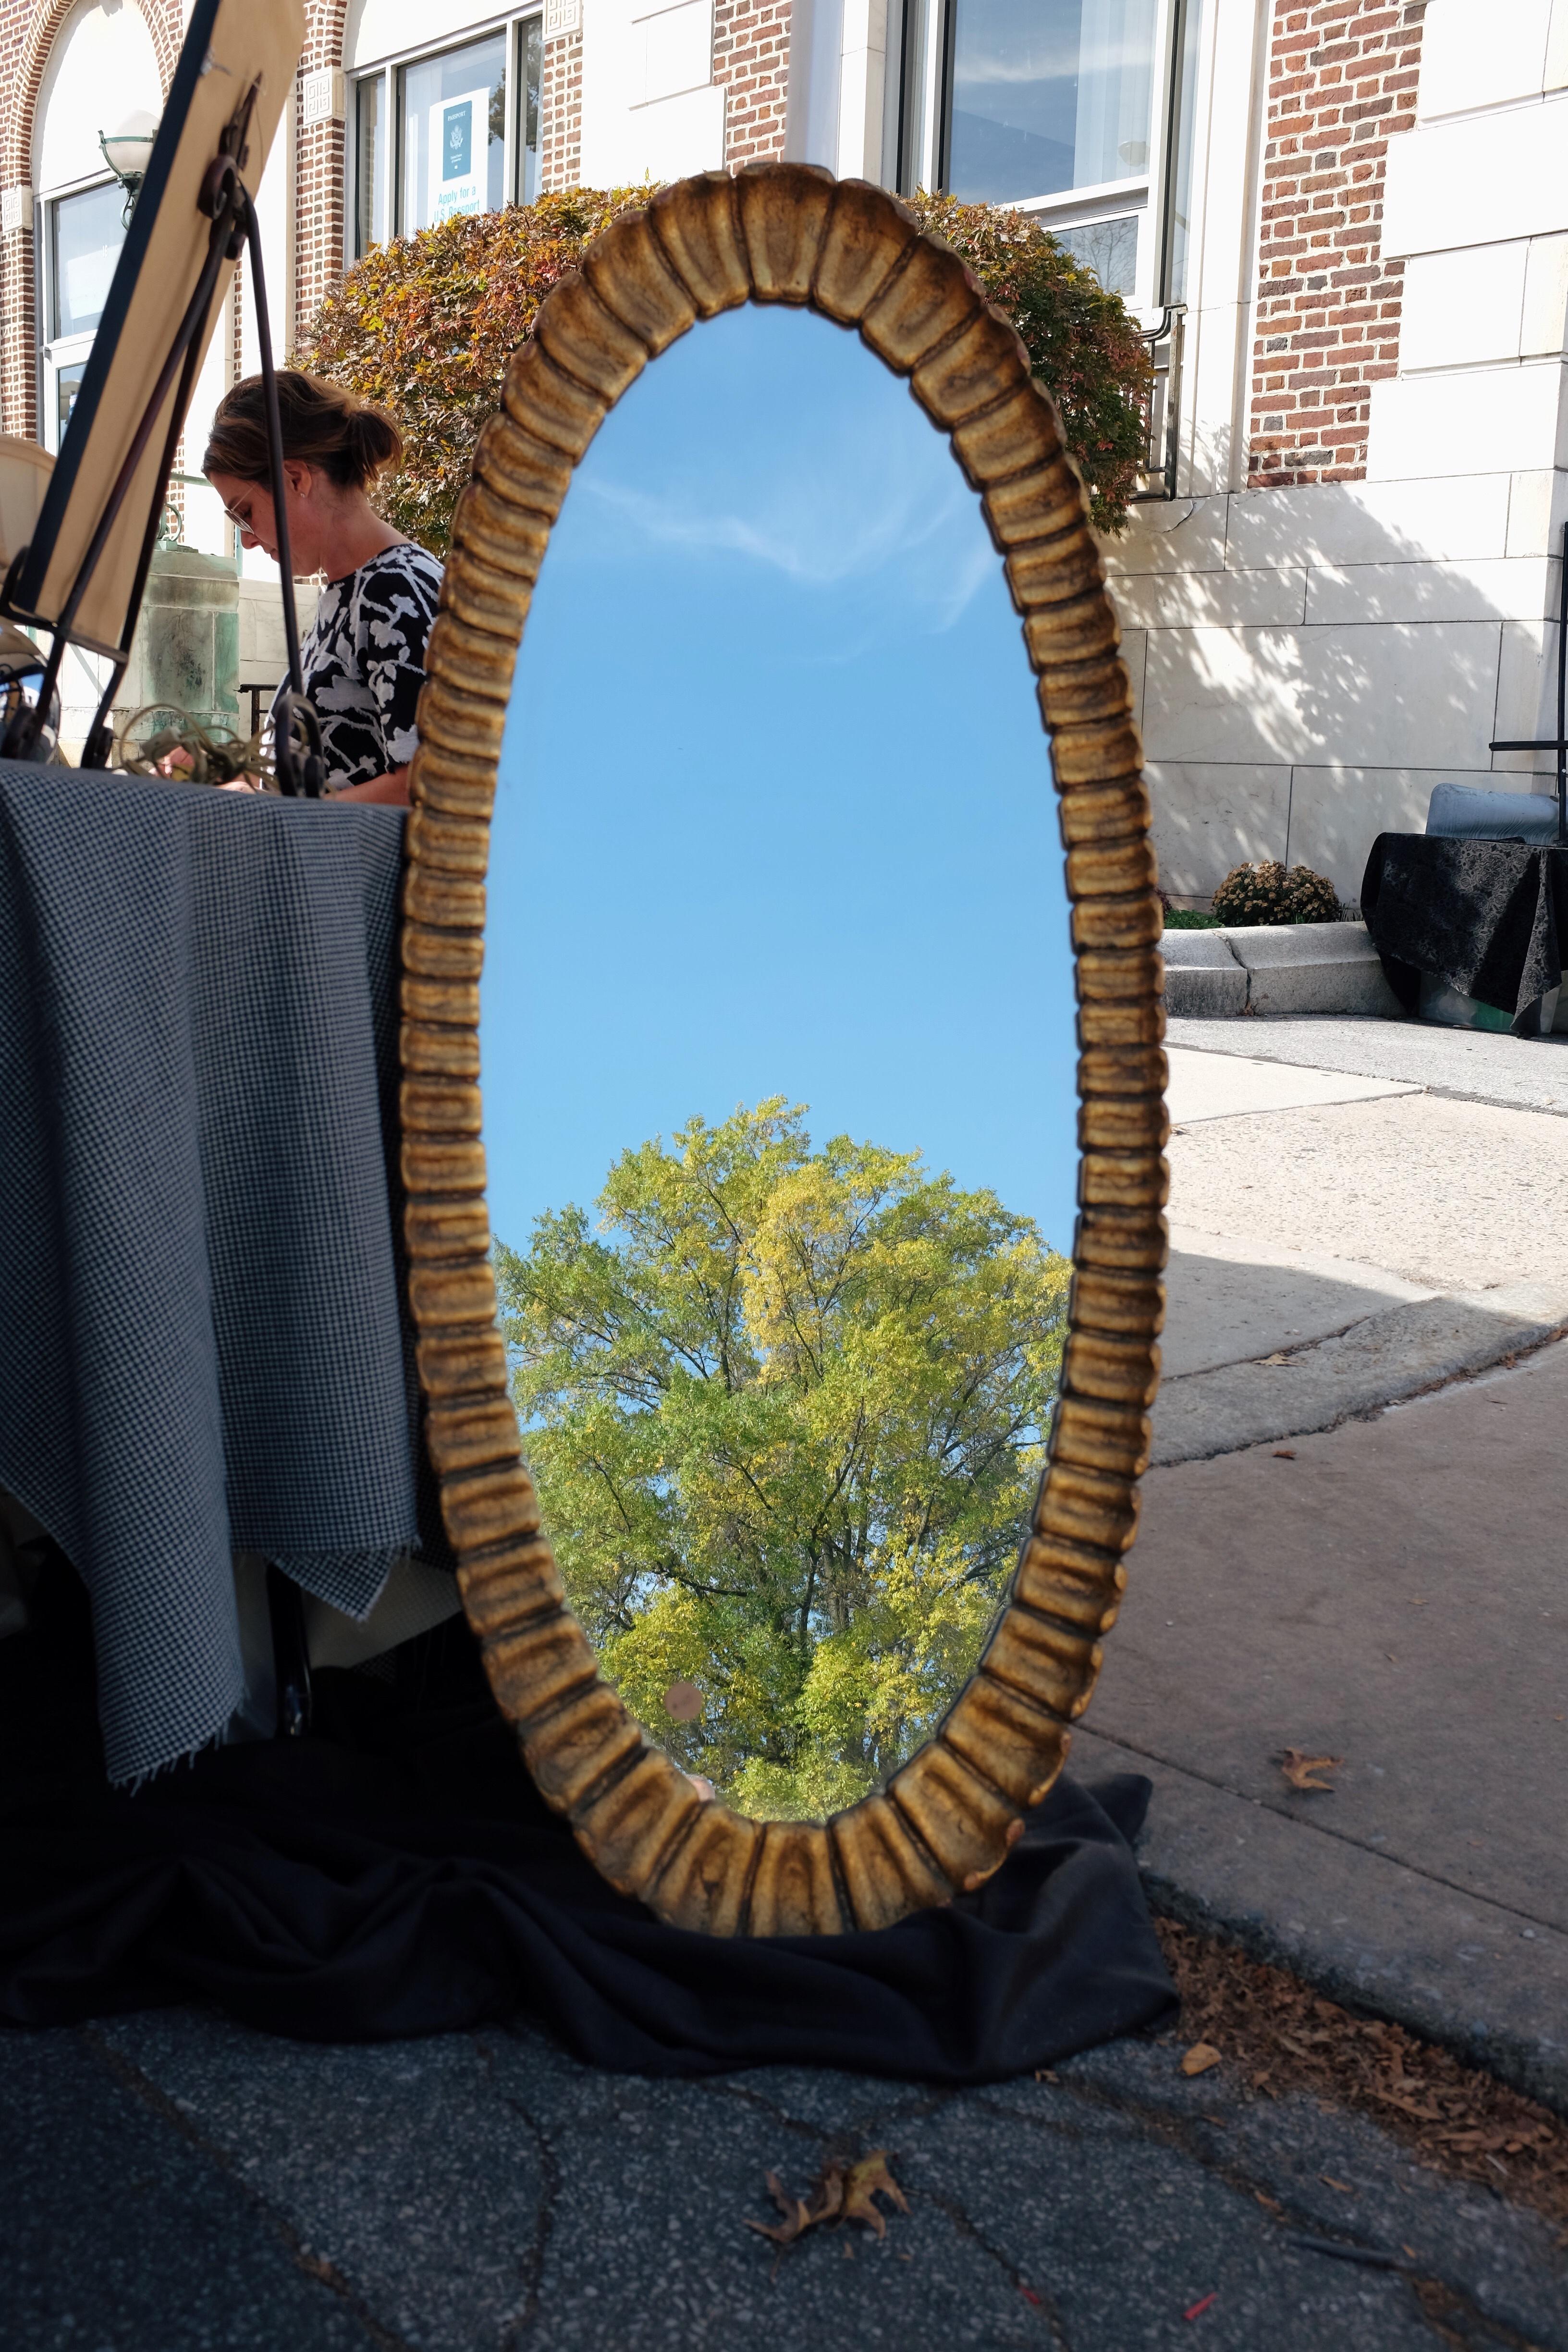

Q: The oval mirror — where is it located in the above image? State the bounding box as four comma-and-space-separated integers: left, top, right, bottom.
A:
400, 167, 1165, 1936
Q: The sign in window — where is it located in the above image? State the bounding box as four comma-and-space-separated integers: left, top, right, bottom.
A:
398, 34, 506, 234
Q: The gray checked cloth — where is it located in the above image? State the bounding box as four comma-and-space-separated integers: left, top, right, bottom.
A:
0, 762, 449, 1782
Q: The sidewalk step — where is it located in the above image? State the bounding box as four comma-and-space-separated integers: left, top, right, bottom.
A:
1072, 1726, 1568, 2120
1152, 1285, 1568, 1466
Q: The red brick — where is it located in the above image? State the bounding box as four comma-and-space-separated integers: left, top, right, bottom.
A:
1249, 0, 1424, 487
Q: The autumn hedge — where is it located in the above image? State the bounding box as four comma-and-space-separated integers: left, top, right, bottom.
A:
305, 184, 1153, 553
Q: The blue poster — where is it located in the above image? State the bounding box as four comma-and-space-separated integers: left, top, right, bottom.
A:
443, 98, 472, 183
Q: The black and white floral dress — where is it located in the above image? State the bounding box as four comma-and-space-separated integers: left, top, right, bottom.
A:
282, 542, 444, 794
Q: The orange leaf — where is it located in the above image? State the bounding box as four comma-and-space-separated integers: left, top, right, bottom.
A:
1280, 1748, 1343, 1792
1181, 2042, 1223, 2078
841, 2150, 910, 2238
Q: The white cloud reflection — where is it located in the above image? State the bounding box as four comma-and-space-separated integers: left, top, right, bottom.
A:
571, 364, 1001, 640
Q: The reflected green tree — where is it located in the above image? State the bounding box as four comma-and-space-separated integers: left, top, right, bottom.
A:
494, 1100, 1069, 1817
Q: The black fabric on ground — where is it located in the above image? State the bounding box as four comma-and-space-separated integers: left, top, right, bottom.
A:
0, 1557, 1176, 2080
1361, 833, 1568, 1023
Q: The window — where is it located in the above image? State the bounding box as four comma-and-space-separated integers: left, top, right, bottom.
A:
1053, 215, 1139, 297
946, 0, 1155, 207
356, 73, 385, 252
898, 0, 1197, 314
41, 179, 127, 451
51, 179, 126, 339
400, 34, 506, 234
353, 15, 543, 258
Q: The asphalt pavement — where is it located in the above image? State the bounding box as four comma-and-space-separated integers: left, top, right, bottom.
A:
6, 2006, 1564, 2352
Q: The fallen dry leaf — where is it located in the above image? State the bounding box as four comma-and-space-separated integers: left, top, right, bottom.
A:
1262, 1352, 1289, 1365
1273, 1449, 1296, 1459
841, 2150, 910, 2238
1181, 2042, 1223, 2077
1280, 1748, 1343, 1793
1320, 2175, 1353, 2193
1157, 1918, 1568, 2239
744, 2170, 814, 2248
745, 2150, 908, 2260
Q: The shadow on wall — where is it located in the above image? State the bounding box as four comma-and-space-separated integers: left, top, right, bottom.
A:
1098, 451, 1563, 903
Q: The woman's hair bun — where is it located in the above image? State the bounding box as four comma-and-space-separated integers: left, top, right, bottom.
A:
346, 406, 402, 480
203, 371, 404, 492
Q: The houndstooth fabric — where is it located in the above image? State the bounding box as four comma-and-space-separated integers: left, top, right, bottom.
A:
0, 762, 441, 1783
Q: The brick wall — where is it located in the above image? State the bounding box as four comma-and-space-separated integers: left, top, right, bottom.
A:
1248, 0, 1427, 488
714, 0, 790, 168
0, 0, 182, 438
540, 29, 583, 191
294, 0, 349, 352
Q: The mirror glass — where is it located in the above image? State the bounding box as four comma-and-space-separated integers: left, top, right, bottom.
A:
483, 302, 1079, 1819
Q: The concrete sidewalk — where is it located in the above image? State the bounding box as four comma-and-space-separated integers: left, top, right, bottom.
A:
1088, 1025, 1568, 2110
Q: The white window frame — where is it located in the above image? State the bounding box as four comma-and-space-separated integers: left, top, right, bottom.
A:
893, 0, 1185, 324
348, 8, 545, 263
37, 168, 129, 454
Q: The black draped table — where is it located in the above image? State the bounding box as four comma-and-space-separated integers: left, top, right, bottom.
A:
1361, 832, 1568, 1033
0, 759, 1176, 2071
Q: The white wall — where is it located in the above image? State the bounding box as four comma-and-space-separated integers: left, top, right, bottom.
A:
579, 0, 726, 186
33, 0, 161, 193
346, 0, 507, 70
1105, 0, 1568, 902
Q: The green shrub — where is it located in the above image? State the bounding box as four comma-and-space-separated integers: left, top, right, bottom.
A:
1210, 861, 1342, 928
305, 186, 1153, 556
1163, 908, 1221, 930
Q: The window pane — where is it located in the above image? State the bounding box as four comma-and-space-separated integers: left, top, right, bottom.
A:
948, 0, 1156, 205
50, 181, 126, 340
356, 73, 385, 253
1163, 0, 1202, 304
1053, 214, 1139, 294
520, 16, 542, 204
398, 33, 507, 235
57, 360, 86, 445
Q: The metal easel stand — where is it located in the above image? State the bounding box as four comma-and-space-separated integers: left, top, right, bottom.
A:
0, 87, 323, 797
1489, 517, 1568, 848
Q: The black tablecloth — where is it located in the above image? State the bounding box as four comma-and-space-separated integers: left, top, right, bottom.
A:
0, 1559, 1177, 2078
1361, 833, 1568, 1024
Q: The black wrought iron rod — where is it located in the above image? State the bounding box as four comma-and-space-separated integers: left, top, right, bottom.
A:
54, 215, 233, 660
82, 290, 218, 768
243, 196, 304, 704
3, 203, 237, 763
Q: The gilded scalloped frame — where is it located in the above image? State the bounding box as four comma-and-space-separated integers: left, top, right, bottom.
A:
400, 164, 1168, 1937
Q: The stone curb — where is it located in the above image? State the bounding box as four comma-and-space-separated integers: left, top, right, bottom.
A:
1072, 1726, 1568, 2119
1163, 920, 1401, 1019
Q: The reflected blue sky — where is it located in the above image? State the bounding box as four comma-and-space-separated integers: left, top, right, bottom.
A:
483, 302, 1078, 1260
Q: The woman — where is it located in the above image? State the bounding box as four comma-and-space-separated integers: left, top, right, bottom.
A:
203, 372, 441, 805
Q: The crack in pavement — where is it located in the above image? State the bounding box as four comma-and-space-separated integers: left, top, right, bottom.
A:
976, 2078, 1554, 2352
472, 2033, 564, 2348
912, 2179, 1071, 2352
74, 2025, 418, 2352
